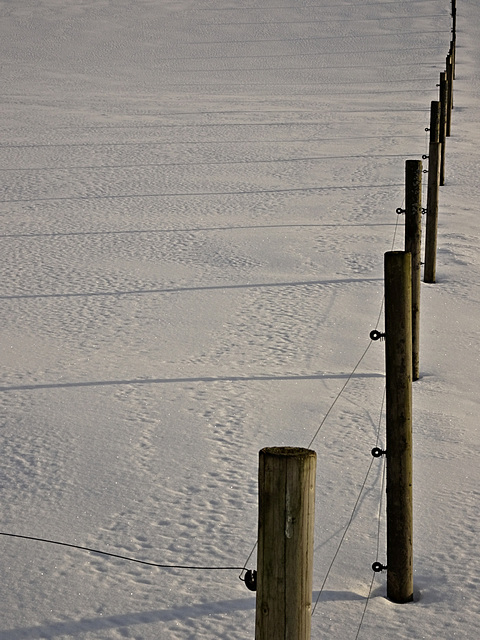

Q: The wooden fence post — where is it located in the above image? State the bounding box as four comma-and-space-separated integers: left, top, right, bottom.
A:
446, 54, 453, 136
450, 39, 456, 80
256, 447, 316, 640
384, 252, 414, 604
404, 160, 422, 381
452, 0, 456, 44
424, 101, 441, 283
439, 71, 448, 185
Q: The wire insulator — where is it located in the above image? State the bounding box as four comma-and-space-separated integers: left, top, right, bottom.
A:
244, 569, 257, 591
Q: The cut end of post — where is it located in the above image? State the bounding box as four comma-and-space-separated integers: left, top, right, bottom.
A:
260, 446, 316, 458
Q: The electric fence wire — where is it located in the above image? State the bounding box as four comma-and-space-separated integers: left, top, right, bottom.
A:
308, 165, 407, 622
240, 187, 401, 580
311, 386, 386, 617
354, 27, 457, 639
0, 532, 244, 571
310, 113, 431, 624
354, 456, 387, 640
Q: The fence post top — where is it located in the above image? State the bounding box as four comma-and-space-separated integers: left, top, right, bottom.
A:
385, 250, 411, 257
260, 446, 316, 458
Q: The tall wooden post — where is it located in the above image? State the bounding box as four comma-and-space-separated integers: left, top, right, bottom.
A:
404, 160, 422, 381
256, 447, 316, 640
439, 71, 448, 185
450, 39, 456, 80
452, 0, 456, 44
384, 252, 413, 604
424, 101, 441, 283
446, 54, 453, 136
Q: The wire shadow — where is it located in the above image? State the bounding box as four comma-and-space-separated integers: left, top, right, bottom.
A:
1, 183, 403, 204
0, 597, 256, 639
0, 372, 384, 393
0, 277, 383, 301
1, 222, 397, 240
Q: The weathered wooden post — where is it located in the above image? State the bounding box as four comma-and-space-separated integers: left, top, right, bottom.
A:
439, 71, 448, 185
450, 39, 456, 80
404, 160, 422, 381
446, 54, 453, 136
384, 252, 413, 604
452, 0, 456, 44
256, 447, 316, 640
424, 101, 441, 283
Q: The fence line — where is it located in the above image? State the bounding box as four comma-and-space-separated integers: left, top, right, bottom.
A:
1, 5, 457, 638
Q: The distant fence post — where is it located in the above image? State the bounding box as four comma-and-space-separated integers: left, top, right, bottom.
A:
450, 39, 456, 80
256, 447, 316, 640
452, 0, 456, 43
446, 54, 453, 136
424, 101, 441, 283
404, 160, 422, 381
384, 252, 414, 604
439, 71, 448, 185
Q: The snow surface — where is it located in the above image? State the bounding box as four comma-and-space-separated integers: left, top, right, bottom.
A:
1, 0, 479, 638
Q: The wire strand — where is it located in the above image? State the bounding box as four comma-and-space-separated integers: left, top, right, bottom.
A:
307, 341, 373, 449
311, 454, 375, 616
0, 532, 243, 571
311, 383, 386, 617
354, 451, 387, 640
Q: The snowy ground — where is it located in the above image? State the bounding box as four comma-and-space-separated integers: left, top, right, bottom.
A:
1, 1, 479, 638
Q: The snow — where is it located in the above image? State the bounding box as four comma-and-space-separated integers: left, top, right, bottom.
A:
0, 0, 479, 638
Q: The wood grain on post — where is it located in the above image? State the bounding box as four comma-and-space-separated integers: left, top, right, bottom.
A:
439, 71, 448, 185
404, 160, 422, 381
384, 252, 413, 604
256, 447, 316, 640
424, 101, 441, 283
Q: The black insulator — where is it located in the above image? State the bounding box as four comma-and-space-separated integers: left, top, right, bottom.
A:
244, 569, 257, 591
372, 562, 387, 573
370, 330, 385, 341
371, 447, 386, 458
396, 208, 405, 215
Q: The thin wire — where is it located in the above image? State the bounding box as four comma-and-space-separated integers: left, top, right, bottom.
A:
311, 455, 375, 616
241, 299, 383, 574
238, 540, 257, 581
354, 452, 387, 640
355, 572, 377, 640
307, 341, 373, 449
391, 186, 405, 251
0, 532, 243, 571
311, 385, 386, 618
242, 196, 395, 576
